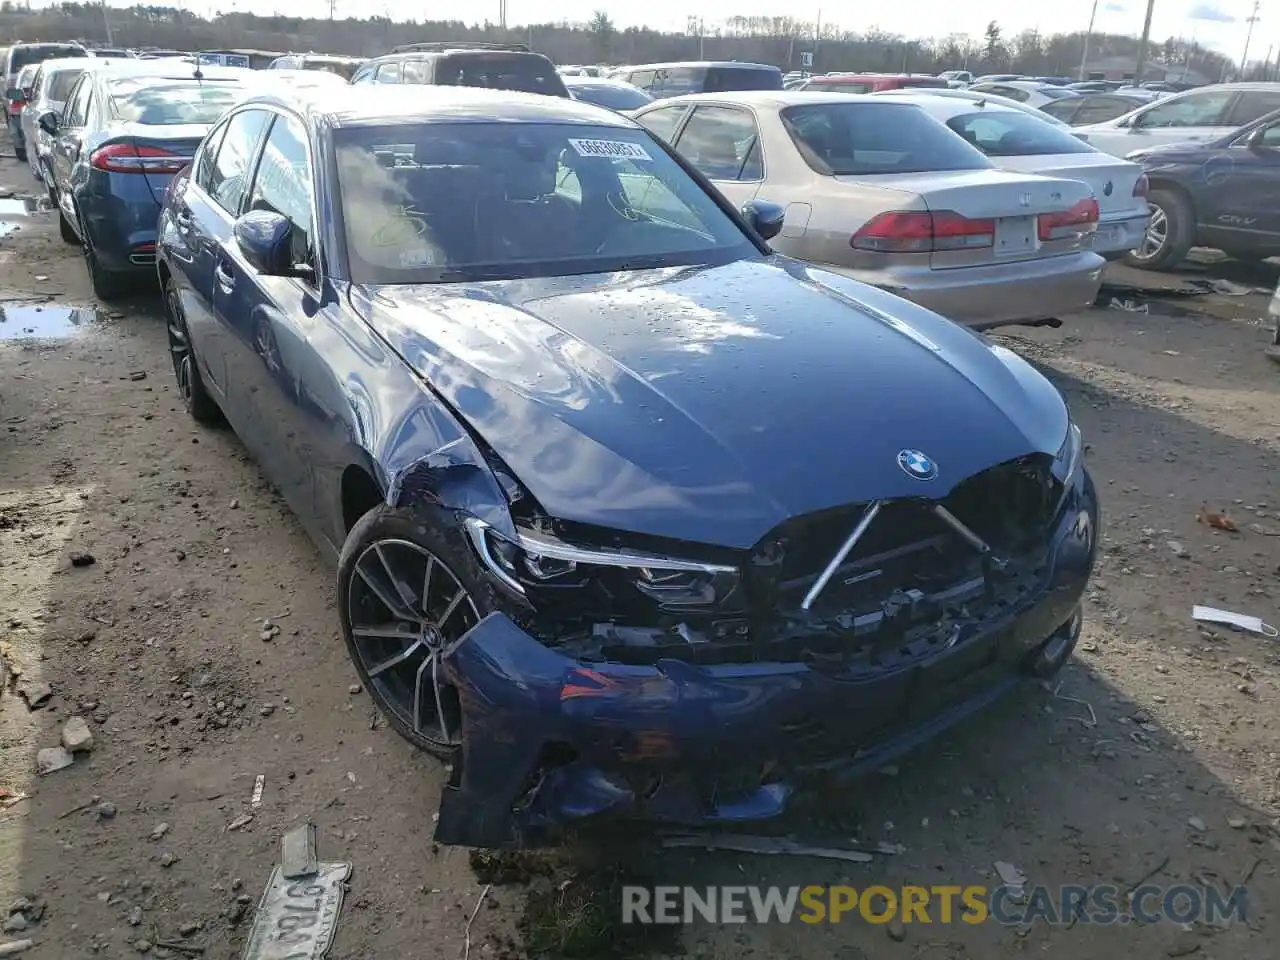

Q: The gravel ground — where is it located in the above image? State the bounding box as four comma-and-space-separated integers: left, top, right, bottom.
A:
1, 148, 1278, 960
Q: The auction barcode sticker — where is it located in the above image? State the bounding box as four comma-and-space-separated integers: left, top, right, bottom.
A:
568, 138, 653, 161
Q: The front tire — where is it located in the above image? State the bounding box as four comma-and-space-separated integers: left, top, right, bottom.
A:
1123, 189, 1193, 271
164, 280, 221, 425
338, 503, 496, 760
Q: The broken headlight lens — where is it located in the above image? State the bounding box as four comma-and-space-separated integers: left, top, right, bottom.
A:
1053, 422, 1083, 485
463, 518, 740, 611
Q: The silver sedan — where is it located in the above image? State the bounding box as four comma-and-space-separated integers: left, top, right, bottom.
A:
632, 91, 1105, 331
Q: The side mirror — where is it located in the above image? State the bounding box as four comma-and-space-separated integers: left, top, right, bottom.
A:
234, 210, 310, 278
740, 199, 786, 242
37, 111, 58, 135
1247, 125, 1273, 149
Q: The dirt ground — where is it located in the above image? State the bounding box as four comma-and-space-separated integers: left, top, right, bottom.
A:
1, 145, 1278, 960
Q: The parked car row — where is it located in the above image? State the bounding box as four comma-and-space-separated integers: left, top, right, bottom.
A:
148, 83, 1100, 848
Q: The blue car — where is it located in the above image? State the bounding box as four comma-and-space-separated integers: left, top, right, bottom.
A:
1124, 106, 1280, 271
156, 85, 1099, 848
40, 60, 252, 298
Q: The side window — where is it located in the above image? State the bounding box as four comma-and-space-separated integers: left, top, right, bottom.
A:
629, 70, 655, 91
205, 109, 271, 216
635, 104, 688, 142
1072, 97, 1128, 125
674, 105, 764, 181
245, 114, 314, 270
664, 67, 702, 96
401, 59, 428, 84
375, 62, 402, 84
27, 66, 43, 99
195, 121, 230, 192
991, 85, 1028, 102
1133, 91, 1235, 128
352, 65, 376, 84
1226, 91, 1280, 126
1038, 98, 1079, 122
61, 77, 90, 127
1257, 120, 1280, 147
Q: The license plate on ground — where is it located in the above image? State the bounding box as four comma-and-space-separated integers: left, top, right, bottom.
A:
242, 862, 351, 960
995, 216, 1037, 257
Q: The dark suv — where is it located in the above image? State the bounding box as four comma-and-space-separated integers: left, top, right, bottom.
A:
351, 42, 569, 98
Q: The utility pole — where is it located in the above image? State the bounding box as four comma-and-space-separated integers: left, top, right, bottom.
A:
1078, 0, 1099, 80
814, 8, 822, 68
101, 1, 114, 45
1134, 0, 1156, 85
327, 0, 335, 19
1240, 0, 1261, 78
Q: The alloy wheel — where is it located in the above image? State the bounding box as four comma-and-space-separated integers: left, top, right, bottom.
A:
345, 538, 481, 747
165, 289, 194, 409
1132, 204, 1168, 262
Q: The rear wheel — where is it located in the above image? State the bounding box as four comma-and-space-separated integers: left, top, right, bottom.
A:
58, 209, 78, 245
164, 280, 221, 425
79, 217, 130, 300
1123, 189, 1193, 271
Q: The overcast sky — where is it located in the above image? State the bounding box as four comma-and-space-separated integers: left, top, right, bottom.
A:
141, 0, 1268, 59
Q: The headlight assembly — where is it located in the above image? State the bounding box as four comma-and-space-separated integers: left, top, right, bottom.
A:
463, 518, 741, 612
1053, 422, 1084, 485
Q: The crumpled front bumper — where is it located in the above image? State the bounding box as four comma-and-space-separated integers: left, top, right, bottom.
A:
435, 475, 1099, 849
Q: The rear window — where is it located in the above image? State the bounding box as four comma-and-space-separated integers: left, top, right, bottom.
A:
48, 68, 84, 102
108, 78, 245, 125
1036, 87, 1078, 101
804, 79, 874, 94
11, 45, 86, 73
704, 67, 782, 93
946, 110, 1094, 156
901, 77, 949, 89
569, 82, 653, 110
781, 102, 991, 176
305, 58, 359, 80
435, 53, 569, 97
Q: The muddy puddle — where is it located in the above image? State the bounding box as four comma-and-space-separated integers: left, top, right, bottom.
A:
0, 195, 51, 239
0, 303, 98, 341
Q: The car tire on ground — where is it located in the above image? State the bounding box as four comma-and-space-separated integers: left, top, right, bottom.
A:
337, 502, 499, 761
78, 217, 130, 300
1122, 188, 1193, 271
163, 280, 222, 425
13, 144, 25, 162
57, 209, 78, 245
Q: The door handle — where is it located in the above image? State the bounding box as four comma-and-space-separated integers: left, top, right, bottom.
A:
214, 261, 235, 292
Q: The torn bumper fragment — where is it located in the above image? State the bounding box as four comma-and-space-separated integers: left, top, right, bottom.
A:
434, 478, 1098, 849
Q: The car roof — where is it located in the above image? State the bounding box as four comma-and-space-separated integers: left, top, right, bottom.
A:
894, 94, 1021, 117
646, 90, 890, 108
563, 75, 637, 87
621, 61, 779, 71
238, 84, 635, 128
367, 47, 551, 63
89, 62, 253, 81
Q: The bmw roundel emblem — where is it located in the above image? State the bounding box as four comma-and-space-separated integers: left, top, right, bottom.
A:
897, 449, 938, 481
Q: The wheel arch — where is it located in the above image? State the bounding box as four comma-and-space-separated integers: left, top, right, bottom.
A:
1145, 177, 1198, 226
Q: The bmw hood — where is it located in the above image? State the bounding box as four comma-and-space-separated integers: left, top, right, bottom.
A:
355, 257, 1070, 550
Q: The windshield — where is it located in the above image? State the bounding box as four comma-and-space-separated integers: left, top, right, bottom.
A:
335, 121, 757, 284
435, 53, 569, 97
48, 68, 84, 102
704, 67, 782, 92
109, 78, 246, 125
570, 82, 653, 110
781, 102, 991, 176
305, 58, 359, 79
946, 110, 1094, 156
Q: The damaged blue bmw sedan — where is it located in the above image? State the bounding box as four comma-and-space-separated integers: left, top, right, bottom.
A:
157, 85, 1098, 848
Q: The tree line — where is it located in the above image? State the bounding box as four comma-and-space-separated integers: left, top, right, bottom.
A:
0, 3, 1246, 82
